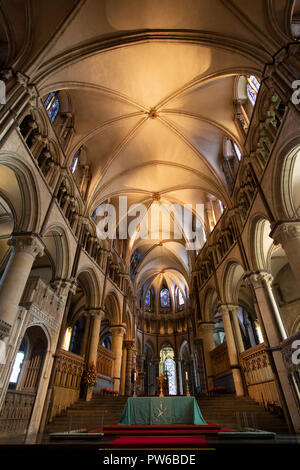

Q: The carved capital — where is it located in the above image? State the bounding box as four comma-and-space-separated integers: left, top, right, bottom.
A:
270, 222, 300, 246
124, 340, 135, 350
89, 308, 105, 320
51, 277, 77, 296
110, 323, 126, 337
247, 271, 273, 289
8, 233, 44, 258
197, 322, 215, 332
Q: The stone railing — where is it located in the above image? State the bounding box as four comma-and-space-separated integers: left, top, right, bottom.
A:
21, 276, 65, 318
97, 344, 116, 378
0, 390, 36, 435
240, 343, 280, 408
49, 349, 85, 421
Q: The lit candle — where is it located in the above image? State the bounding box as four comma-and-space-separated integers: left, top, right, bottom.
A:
134, 372, 136, 381
185, 371, 188, 381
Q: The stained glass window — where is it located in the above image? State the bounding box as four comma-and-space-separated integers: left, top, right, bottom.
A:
247, 75, 260, 106
44, 92, 59, 123
160, 288, 170, 308
70, 151, 79, 174
164, 357, 177, 395
145, 290, 151, 307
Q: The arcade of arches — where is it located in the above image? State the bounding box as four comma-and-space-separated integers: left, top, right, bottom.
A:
0, 0, 299, 441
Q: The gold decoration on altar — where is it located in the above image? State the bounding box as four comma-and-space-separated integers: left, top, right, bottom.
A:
157, 374, 165, 397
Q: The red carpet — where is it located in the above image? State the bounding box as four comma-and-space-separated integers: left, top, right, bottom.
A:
109, 436, 209, 448
90, 423, 232, 436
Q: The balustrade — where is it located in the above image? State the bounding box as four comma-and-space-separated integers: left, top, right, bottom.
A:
240, 343, 281, 409
96, 344, 116, 378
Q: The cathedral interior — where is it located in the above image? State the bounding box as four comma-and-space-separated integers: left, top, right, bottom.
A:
0, 0, 300, 457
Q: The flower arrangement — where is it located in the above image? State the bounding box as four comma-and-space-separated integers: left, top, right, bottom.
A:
83, 362, 97, 387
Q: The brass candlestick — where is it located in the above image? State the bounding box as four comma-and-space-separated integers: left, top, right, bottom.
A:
185, 378, 190, 397
132, 380, 137, 397
157, 374, 165, 397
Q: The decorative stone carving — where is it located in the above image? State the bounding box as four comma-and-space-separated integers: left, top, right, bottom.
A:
8, 233, 44, 258
271, 222, 300, 246
0, 318, 11, 339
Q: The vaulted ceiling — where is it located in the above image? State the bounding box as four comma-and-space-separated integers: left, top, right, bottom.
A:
1, 0, 294, 295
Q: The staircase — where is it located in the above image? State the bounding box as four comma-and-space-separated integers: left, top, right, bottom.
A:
44, 394, 289, 438
197, 395, 289, 434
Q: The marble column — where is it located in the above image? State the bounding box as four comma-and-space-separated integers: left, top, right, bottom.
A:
248, 271, 300, 433
218, 304, 245, 396
86, 309, 104, 401
110, 324, 126, 392
271, 221, 300, 287
197, 322, 215, 390
124, 341, 134, 396
0, 233, 44, 340
120, 346, 127, 396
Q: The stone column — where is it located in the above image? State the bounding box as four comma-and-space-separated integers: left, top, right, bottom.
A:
86, 309, 104, 401
271, 221, 300, 287
248, 272, 287, 342
248, 272, 300, 433
80, 314, 91, 358
230, 305, 245, 354
110, 324, 126, 392
120, 346, 127, 396
218, 304, 245, 396
197, 322, 215, 390
124, 341, 134, 396
0, 233, 44, 340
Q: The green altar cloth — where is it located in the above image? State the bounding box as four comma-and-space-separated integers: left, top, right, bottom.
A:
119, 397, 207, 425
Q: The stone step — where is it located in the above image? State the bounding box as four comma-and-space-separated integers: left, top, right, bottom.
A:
45, 394, 289, 437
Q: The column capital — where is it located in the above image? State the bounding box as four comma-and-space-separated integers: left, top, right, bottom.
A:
197, 321, 215, 332
110, 323, 127, 337
51, 277, 78, 296
8, 232, 44, 258
123, 340, 135, 350
270, 221, 300, 246
88, 307, 105, 320
217, 303, 231, 315
245, 271, 273, 289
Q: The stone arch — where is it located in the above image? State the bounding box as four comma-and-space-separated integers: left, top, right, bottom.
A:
272, 139, 300, 219
0, 154, 41, 232
202, 286, 219, 322
76, 268, 100, 308
249, 215, 274, 272
42, 224, 70, 281
104, 292, 121, 324
222, 261, 245, 304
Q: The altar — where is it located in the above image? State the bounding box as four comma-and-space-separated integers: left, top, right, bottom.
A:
119, 397, 207, 425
